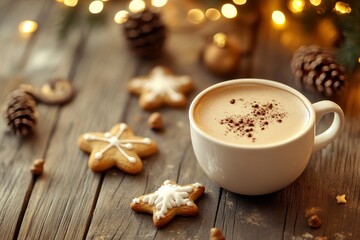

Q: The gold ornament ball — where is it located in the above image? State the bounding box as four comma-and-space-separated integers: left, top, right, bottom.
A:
202, 33, 240, 77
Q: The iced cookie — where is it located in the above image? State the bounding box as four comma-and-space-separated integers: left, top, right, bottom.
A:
131, 180, 205, 228
128, 66, 193, 110
78, 123, 157, 174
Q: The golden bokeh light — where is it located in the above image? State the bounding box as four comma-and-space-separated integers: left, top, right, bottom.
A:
233, 0, 247, 5
205, 8, 221, 21
129, 0, 146, 13
55, 0, 64, 3
358, 57, 360, 63
334, 1, 351, 14
114, 10, 129, 24
221, 3, 237, 19
89, 0, 104, 14
64, 0, 78, 7
187, 9, 205, 24
18, 20, 38, 35
272, 10, 286, 27
213, 33, 227, 48
310, 0, 321, 6
151, 0, 167, 8
288, 0, 305, 13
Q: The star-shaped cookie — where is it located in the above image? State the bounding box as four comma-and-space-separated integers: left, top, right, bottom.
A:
78, 123, 158, 174
128, 66, 194, 110
131, 180, 205, 228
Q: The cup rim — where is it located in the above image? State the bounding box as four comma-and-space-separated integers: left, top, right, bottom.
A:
189, 78, 316, 149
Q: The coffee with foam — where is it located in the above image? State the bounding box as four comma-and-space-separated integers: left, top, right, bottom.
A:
193, 83, 310, 145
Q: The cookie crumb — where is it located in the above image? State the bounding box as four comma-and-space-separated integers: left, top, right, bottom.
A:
148, 112, 163, 130
336, 194, 347, 204
308, 214, 322, 228
305, 207, 321, 218
210, 228, 225, 240
230, 99, 235, 104
31, 159, 44, 176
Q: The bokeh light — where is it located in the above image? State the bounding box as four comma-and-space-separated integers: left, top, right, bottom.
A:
213, 33, 227, 48
89, 0, 104, 14
221, 4, 237, 19
151, 0, 167, 8
310, 0, 321, 6
334, 1, 351, 14
64, 0, 78, 7
114, 10, 129, 24
288, 0, 305, 13
205, 8, 221, 21
233, 0, 247, 5
187, 9, 205, 24
18, 20, 38, 35
129, 0, 146, 13
272, 10, 286, 27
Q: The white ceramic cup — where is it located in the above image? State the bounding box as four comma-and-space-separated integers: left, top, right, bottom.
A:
189, 79, 344, 195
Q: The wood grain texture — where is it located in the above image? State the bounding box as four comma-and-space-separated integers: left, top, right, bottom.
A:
0, 1, 359, 239
214, 19, 360, 240
0, 1, 55, 239
17, 8, 139, 239
85, 8, 259, 239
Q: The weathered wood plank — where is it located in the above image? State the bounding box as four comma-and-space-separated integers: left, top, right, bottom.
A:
1, 1, 359, 239
85, 33, 219, 240
85, 5, 258, 238
17, 6, 139, 238
0, 0, 14, 24
281, 77, 360, 240
215, 17, 360, 240
0, 1, 57, 239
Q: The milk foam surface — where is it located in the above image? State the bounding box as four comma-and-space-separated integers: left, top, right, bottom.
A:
194, 84, 310, 145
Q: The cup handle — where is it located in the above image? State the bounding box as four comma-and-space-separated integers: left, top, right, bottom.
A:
313, 101, 344, 152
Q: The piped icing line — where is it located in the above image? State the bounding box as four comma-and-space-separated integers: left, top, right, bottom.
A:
142, 180, 197, 220
84, 123, 152, 163
193, 182, 203, 188
138, 66, 189, 102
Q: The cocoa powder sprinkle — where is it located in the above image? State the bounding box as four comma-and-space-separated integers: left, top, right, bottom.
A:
219, 99, 287, 143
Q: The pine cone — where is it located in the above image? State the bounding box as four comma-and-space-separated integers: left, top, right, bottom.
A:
123, 8, 166, 58
4, 89, 38, 136
291, 45, 346, 97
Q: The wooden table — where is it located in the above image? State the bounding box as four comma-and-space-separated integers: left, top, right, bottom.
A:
1, 1, 359, 239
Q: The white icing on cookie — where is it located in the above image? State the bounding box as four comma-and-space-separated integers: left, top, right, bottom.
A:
84, 123, 151, 163
193, 182, 203, 188
142, 180, 195, 219
131, 66, 190, 104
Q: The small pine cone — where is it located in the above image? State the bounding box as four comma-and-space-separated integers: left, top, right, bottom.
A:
123, 8, 166, 58
4, 89, 38, 136
291, 45, 346, 97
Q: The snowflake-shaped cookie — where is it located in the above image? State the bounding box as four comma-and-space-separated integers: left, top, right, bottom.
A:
78, 123, 157, 174
128, 66, 194, 110
131, 180, 205, 228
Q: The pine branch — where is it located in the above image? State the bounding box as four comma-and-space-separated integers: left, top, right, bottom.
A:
57, 0, 106, 40
337, 3, 360, 72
